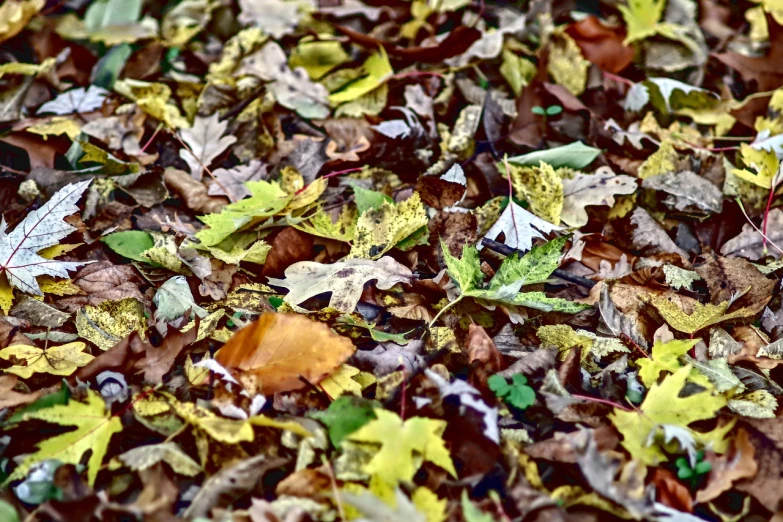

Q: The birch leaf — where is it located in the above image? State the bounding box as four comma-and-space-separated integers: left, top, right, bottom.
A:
179, 113, 237, 181
0, 180, 90, 295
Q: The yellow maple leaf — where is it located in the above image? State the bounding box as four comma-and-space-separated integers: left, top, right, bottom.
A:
636, 339, 711, 387
348, 409, 456, 486
0, 342, 93, 379
25, 117, 81, 140
0, 0, 44, 44
732, 143, 779, 189
330, 48, 394, 105
320, 364, 363, 399
5, 390, 122, 486
114, 79, 189, 129
610, 366, 732, 465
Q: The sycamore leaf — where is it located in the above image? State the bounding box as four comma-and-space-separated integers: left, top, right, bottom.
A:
637, 339, 711, 388
7, 390, 123, 486
0, 342, 93, 379
0, 180, 90, 295
196, 180, 292, 246
561, 169, 637, 227
347, 409, 456, 485
610, 366, 729, 465
648, 295, 756, 334
348, 193, 428, 259
37, 85, 109, 115
481, 201, 562, 252
75, 297, 146, 351
268, 256, 413, 314
179, 113, 237, 181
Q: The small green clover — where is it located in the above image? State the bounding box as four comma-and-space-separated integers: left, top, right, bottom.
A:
675, 451, 712, 486
488, 373, 536, 410
531, 105, 563, 117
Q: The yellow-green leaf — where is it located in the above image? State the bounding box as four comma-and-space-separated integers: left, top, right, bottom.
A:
0, 342, 92, 379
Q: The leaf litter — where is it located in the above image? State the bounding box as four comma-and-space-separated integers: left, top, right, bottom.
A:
3, 0, 783, 521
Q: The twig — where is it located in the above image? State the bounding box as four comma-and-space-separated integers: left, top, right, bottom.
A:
139, 122, 163, 153
480, 238, 596, 289
0, 164, 28, 176
570, 393, 633, 412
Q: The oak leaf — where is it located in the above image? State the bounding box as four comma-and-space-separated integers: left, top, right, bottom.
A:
268, 256, 413, 314
215, 313, 356, 395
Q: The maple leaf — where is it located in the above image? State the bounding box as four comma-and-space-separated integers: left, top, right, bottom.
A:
347, 409, 457, 485
561, 169, 637, 227
179, 113, 238, 181
637, 339, 711, 388
348, 192, 428, 260
481, 201, 561, 253
208, 160, 267, 200
610, 366, 731, 465
0, 180, 90, 295
0, 341, 93, 378
37, 85, 109, 115
268, 257, 413, 314
647, 295, 757, 334
6, 390, 123, 486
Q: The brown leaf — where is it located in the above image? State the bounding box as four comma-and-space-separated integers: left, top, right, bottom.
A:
72, 331, 149, 383
652, 468, 693, 512
0, 374, 41, 409
566, 17, 634, 73
58, 261, 145, 311
715, 13, 783, 93
261, 227, 314, 278
142, 322, 199, 383
163, 167, 228, 214
695, 254, 774, 308
697, 428, 757, 503
215, 313, 356, 395
721, 208, 783, 261
333, 24, 482, 64
736, 423, 783, 511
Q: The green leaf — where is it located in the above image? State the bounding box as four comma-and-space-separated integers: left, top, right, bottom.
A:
442, 241, 483, 293
489, 236, 566, 291
311, 396, 378, 448
487, 374, 511, 396
531, 106, 546, 115
0, 500, 19, 522
462, 491, 495, 522
330, 48, 393, 105
101, 230, 154, 263
507, 141, 602, 170
353, 186, 394, 214
488, 373, 535, 410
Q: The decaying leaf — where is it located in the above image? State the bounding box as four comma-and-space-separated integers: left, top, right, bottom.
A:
561, 168, 637, 227
179, 113, 237, 181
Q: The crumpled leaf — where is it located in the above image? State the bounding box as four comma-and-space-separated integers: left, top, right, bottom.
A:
6, 390, 123, 486
0, 180, 90, 295
117, 442, 201, 476
114, 79, 189, 129
179, 113, 237, 181
561, 168, 637, 227
216, 312, 356, 395
0, 342, 93, 378
481, 201, 562, 252
348, 193, 428, 259
268, 257, 413, 313
347, 408, 456, 486
610, 366, 731, 465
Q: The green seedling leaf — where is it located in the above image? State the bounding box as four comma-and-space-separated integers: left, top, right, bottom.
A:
488, 374, 536, 410
507, 141, 602, 169
311, 396, 378, 447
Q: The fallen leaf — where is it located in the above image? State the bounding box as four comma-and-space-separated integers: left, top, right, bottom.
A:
481, 201, 562, 252
215, 313, 356, 395
561, 168, 637, 227
179, 113, 237, 181
0, 341, 93, 378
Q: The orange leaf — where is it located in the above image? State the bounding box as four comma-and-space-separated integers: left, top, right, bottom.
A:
215, 313, 356, 395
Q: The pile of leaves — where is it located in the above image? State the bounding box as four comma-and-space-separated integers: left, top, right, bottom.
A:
4, 0, 783, 520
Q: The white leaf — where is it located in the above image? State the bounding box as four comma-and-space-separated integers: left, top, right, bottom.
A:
624, 82, 650, 112
37, 86, 109, 115
372, 119, 411, 139
0, 180, 91, 295
208, 160, 267, 200
178, 113, 237, 180
154, 276, 209, 322
480, 201, 561, 252
268, 256, 413, 313
441, 163, 466, 185
561, 168, 637, 227
237, 0, 313, 38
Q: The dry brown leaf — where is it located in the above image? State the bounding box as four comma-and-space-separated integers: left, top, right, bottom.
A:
697, 428, 757, 503
58, 261, 145, 311
215, 313, 356, 395
163, 167, 228, 214
261, 227, 314, 278
0, 374, 41, 409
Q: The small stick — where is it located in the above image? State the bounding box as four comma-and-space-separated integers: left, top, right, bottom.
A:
480, 238, 596, 289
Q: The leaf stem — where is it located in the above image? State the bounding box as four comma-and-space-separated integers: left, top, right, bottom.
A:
140, 122, 163, 153
571, 393, 633, 412
428, 295, 463, 329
